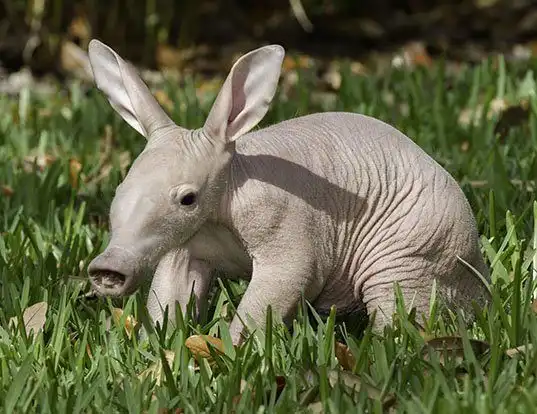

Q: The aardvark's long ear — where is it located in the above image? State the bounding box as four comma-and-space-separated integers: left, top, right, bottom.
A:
203, 44, 285, 143
88, 39, 174, 139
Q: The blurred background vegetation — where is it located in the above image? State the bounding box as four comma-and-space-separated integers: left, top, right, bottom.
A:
1, 0, 537, 80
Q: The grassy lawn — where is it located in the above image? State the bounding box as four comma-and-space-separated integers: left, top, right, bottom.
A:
3, 53, 537, 413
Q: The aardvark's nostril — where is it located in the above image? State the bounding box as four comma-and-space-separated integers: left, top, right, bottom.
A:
87, 247, 139, 295
89, 270, 126, 290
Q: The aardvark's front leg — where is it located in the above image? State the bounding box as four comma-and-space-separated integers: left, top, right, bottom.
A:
228, 253, 322, 345
147, 248, 212, 328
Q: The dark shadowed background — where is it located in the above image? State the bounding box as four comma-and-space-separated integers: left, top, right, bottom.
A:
1, 0, 537, 79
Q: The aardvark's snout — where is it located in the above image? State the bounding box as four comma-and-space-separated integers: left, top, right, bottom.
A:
87, 247, 141, 297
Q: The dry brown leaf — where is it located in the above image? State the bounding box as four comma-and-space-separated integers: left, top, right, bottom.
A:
422, 336, 490, 365
157, 409, 184, 414
282, 55, 314, 72
231, 376, 286, 410
69, 158, 82, 189
406, 42, 433, 67
1, 185, 14, 197
334, 341, 356, 371
230, 379, 252, 407
506, 343, 533, 358
23, 154, 56, 172
139, 350, 176, 386
327, 370, 378, 397
9, 301, 48, 336
297, 55, 314, 69
333, 370, 396, 409
185, 334, 225, 359
302, 369, 395, 408
392, 42, 432, 69
468, 179, 535, 191
86, 343, 93, 358
218, 301, 233, 322
282, 56, 297, 72
109, 308, 139, 339
307, 401, 324, 413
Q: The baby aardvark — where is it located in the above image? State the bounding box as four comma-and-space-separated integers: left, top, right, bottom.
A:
86, 39, 489, 344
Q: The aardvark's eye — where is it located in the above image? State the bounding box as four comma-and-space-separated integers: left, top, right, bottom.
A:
170, 186, 198, 208
180, 192, 196, 206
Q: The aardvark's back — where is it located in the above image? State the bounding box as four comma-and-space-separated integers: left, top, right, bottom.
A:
231, 111, 489, 328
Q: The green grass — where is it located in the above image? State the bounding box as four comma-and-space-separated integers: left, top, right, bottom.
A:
3, 54, 537, 413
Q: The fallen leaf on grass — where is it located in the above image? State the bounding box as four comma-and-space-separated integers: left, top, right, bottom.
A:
231, 376, 286, 409
139, 350, 176, 386
218, 301, 233, 322
185, 334, 225, 359
9, 301, 48, 336
282, 55, 314, 72
69, 158, 82, 189
334, 341, 356, 371
422, 336, 490, 365
506, 343, 533, 358
22, 154, 56, 172
306, 401, 324, 413
302, 369, 396, 409
392, 41, 432, 69
1, 185, 14, 197
86, 343, 93, 359
157, 408, 184, 414
468, 179, 535, 191
106, 308, 139, 339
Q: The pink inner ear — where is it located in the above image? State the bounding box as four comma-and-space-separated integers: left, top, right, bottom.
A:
229, 70, 247, 123
203, 45, 284, 142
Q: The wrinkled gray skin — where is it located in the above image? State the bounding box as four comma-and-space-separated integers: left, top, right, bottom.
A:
86, 39, 489, 345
